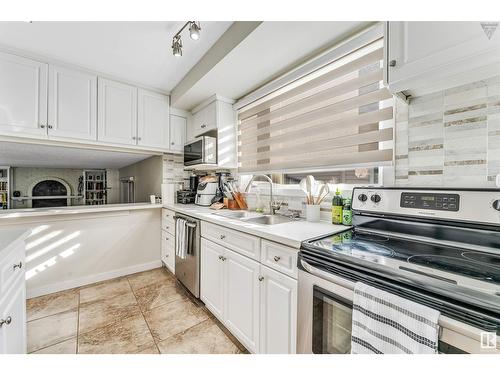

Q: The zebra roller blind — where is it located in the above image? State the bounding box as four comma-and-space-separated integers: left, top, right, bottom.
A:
237, 39, 393, 173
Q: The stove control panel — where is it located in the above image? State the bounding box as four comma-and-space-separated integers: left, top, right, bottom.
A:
400, 192, 460, 211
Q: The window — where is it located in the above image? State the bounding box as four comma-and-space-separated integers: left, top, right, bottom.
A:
237, 35, 393, 175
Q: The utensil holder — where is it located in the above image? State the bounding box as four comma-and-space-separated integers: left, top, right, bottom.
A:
306, 204, 320, 222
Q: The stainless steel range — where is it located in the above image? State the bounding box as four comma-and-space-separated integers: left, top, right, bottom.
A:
298, 187, 500, 354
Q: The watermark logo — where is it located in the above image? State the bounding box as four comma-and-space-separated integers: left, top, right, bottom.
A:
480, 332, 497, 349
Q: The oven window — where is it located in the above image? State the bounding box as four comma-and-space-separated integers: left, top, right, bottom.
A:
312, 286, 352, 354
184, 141, 202, 164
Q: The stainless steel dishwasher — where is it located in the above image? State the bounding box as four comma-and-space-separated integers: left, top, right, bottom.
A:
173, 213, 200, 298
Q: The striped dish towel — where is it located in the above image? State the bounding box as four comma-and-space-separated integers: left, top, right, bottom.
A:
351, 282, 440, 354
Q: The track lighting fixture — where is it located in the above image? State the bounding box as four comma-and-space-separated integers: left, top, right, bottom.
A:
172, 21, 201, 57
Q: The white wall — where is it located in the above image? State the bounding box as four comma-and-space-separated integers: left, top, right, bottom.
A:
0, 208, 161, 298
118, 156, 163, 203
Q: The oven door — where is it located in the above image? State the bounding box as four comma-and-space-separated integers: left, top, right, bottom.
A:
297, 261, 468, 354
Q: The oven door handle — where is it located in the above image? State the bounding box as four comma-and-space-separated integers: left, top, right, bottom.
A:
300, 259, 355, 291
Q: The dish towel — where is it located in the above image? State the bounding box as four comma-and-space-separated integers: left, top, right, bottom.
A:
351, 282, 440, 354
175, 218, 187, 259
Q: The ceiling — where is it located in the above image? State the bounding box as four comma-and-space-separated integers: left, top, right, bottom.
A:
172, 21, 368, 109
0, 21, 232, 92
0, 142, 153, 169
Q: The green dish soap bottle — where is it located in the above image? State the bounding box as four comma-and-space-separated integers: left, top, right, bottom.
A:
331, 188, 343, 224
342, 197, 352, 225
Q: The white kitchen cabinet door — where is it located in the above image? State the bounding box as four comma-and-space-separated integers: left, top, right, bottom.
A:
169, 115, 186, 152
386, 21, 500, 94
0, 279, 26, 354
97, 78, 137, 145
48, 65, 97, 141
200, 238, 224, 320
259, 265, 297, 354
192, 101, 217, 137
223, 247, 260, 353
137, 89, 170, 150
162, 230, 175, 273
0, 51, 48, 136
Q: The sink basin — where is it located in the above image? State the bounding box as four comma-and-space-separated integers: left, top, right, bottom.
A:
212, 211, 259, 219
242, 215, 293, 225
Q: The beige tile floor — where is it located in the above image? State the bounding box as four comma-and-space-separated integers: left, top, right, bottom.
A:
27, 267, 245, 354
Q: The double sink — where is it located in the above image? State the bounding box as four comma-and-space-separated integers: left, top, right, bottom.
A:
212, 210, 295, 225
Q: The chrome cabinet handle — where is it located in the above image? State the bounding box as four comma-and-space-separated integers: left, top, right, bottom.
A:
13, 261, 22, 270
40, 124, 46, 129
201, 124, 206, 128
0, 316, 12, 327
220, 234, 226, 240
273, 256, 281, 262
389, 59, 397, 67
48, 125, 53, 129
138, 137, 142, 141
132, 136, 136, 140
171, 142, 175, 145
258, 276, 264, 282
219, 256, 226, 261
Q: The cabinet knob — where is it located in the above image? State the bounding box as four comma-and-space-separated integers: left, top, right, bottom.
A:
201, 124, 207, 129
220, 234, 226, 240
165, 254, 169, 257
0, 316, 12, 327
13, 261, 22, 270
273, 256, 281, 262
258, 276, 264, 282
48, 125, 53, 129
389, 59, 397, 67
218, 255, 223, 260
132, 136, 136, 140
171, 142, 175, 145
221, 256, 227, 261
138, 137, 142, 141
40, 124, 46, 129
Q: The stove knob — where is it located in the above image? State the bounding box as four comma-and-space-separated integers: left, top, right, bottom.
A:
371, 194, 381, 203
358, 193, 368, 202
493, 199, 500, 211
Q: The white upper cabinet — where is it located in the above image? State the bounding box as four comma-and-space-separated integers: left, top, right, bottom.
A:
137, 89, 170, 150
192, 101, 217, 137
48, 65, 97, 141
97, 78, 137, 146
385, 21, 500, 96
169, 115, 186, 152
0, 52, 48, 136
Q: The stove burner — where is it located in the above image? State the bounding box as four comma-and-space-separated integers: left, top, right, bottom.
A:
462, 251, 500, 267
354, 232, 390, 242
408, 255, 500, 284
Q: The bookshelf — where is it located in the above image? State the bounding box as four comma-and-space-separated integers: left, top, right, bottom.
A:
0, 166, 10, 210
83, 170, 107, 205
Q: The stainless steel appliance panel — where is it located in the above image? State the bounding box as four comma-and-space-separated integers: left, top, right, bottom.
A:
174, 214, 200, 298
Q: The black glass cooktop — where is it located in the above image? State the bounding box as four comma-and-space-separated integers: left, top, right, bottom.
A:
305, 229, 500, 285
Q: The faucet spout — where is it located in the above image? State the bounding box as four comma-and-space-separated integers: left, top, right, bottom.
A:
244, 174, 275, 215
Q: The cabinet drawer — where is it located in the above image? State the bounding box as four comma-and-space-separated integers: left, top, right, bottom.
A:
162, 209, 175, 234
0, 243, 25, 295
201, 222, 260, 261
261, 240, 298, 279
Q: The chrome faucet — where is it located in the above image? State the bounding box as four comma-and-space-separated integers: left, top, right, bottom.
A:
244, 174, 281, 215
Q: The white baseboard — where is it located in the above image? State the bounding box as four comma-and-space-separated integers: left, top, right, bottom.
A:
26, 261, 162, 299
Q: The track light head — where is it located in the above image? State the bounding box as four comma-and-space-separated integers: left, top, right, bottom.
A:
189, 22, 201, 40
172, 36, 182, 57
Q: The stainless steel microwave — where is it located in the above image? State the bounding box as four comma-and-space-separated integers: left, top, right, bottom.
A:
184, 136, 217, 166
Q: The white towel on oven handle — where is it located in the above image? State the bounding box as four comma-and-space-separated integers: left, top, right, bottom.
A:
351, 282, 440, 354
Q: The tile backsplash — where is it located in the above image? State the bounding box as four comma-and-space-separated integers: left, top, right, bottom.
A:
395, 75, 500, 187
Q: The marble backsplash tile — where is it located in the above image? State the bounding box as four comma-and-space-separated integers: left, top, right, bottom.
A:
394, 75, 500, 187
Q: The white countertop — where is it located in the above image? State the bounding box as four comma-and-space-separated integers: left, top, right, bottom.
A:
0, 203, 163, 220
0, 227, 29, 256
164, 203, 349, 249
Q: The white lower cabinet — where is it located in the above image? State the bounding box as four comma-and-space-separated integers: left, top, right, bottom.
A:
0, 241, 26, 354
200, 238, 225, 320
200, 236, 297, 354
161, 229, 175, 273
224, 247, 261, 353
260, 265, 297, 354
